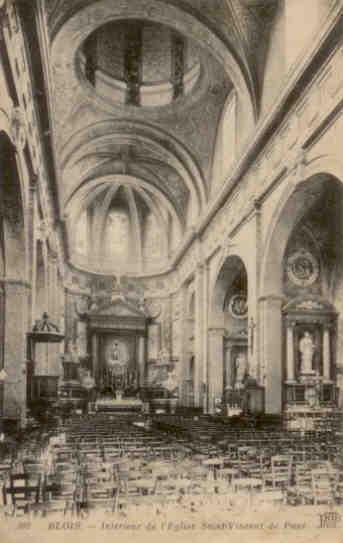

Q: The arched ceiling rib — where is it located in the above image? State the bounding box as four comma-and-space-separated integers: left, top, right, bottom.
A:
124, 185, 143, 267
66, 175, 184, 236
92, 183, 120, 250
61, 121, 207, 209
133, 186, 170, 247
62, 121, 203, 228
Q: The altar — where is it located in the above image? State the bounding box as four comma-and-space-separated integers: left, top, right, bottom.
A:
86, 291, 148, 403
282, 297, 338, 424
95, 396, 144, 414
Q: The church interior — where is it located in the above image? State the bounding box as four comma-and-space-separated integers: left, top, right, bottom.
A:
0, 0, 342, 518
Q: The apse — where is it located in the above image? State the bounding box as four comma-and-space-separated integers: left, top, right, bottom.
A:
72, 181, 171, 274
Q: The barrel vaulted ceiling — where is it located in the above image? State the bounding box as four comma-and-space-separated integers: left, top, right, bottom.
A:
40, 0, 278, 275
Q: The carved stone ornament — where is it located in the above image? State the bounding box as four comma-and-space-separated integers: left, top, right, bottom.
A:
295, 300, 324, 312
228, 293, 248, 319
10, 107, 26, 151
145, 299, 162, 319
286, 249, 319, 287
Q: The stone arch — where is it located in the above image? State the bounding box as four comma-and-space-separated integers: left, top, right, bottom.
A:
259, 156, 343, 413
61, 120, 206, 224
261, 156, 343, 298
209, 250, 248, 329
207, 253, 248, 413
0, 132, 26, 281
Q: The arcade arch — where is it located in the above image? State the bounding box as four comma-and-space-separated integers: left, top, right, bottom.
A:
208, 254, 248, 413
261, 172, 343, 413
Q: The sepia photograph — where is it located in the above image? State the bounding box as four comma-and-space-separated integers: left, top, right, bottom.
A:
0, 1, 342, 542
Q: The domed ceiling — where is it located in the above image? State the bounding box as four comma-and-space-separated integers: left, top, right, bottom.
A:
41, 0, 278, 277
80, 19, 202, 108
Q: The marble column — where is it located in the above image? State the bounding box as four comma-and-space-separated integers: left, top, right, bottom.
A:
194, 264, 205, 407
207, 327, 225, 414
202, 263, 209, 413
91, 333, 98, 380
3, 280, 30, 426
0, 284, 5, 371
323, 325, 331, 381
77, 318, 88, 359
138, 335, 146, 386
27, 176, 38, 330
224, 343, 233, 391
178, 285, 189, 405
286, 323, 295, 382
260, 295, 283, 414
48, 255, 60, 375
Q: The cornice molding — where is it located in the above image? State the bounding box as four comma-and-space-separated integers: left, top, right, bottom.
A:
0, 278, 31, 289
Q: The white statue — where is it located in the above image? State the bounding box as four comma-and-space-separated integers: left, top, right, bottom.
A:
235, 352, 247, 388
299, 331, 316, 374
109, 341, 121, 365
164, 369, 177, 394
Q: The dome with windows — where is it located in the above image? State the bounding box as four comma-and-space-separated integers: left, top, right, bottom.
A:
79, 19, 202, 108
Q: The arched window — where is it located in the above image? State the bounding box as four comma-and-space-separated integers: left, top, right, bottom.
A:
75, 211, 88, 255
105, 209, 130, 261
143, 213, 162, 260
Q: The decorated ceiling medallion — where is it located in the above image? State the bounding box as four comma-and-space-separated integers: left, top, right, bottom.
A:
228, 293, 248, 319
286, 249, 319, 287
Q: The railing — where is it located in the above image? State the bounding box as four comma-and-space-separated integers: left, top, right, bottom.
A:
284, 382, 338, 405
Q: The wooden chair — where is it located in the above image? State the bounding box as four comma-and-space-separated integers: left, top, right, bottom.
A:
2, 473, 41, 517
263, 455, 292, 490
311, 467, 335, 505
288, 463, 313, 505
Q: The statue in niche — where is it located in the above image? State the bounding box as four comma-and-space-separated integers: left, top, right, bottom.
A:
164, 368, 178, 396
110, 341, 121, 364
234, 351, 247, 389
106, 341, 129, 396
299, 331, 316, 374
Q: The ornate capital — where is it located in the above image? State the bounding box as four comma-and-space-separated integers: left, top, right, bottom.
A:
29, 174, 38, 192
0, 277, 31, 290
289, 148, 308, 181
36, 220, 48, 241
208, 327, 226, 336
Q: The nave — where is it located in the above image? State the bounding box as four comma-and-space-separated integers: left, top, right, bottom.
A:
0, 413, 342, 518
0, 3, 343, 536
